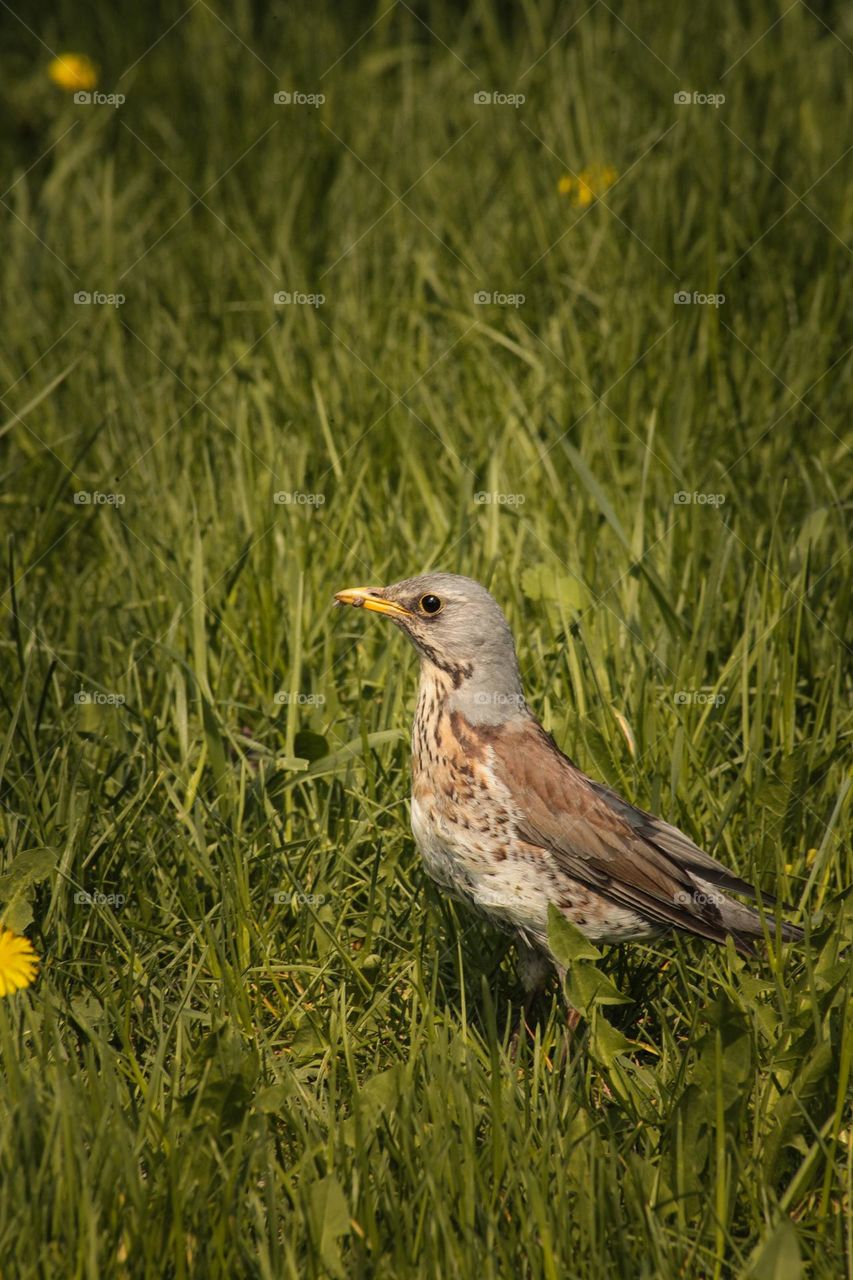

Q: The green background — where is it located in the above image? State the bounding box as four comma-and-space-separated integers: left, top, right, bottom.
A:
1, 1, 850, 1276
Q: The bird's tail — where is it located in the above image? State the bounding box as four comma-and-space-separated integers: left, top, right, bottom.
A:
690, 874, 804, 955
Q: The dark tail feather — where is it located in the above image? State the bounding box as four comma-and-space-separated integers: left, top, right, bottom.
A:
688, 874, 804, 952
693, 864, 779, 910
719, 900, 804, 951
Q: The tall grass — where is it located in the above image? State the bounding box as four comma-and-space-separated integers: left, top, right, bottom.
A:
0, 1, 851, 1275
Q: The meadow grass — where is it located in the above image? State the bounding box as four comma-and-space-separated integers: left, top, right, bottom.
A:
0, 1, 851, 1275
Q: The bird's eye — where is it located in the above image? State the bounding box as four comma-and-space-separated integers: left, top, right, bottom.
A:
419, 594, 443, 615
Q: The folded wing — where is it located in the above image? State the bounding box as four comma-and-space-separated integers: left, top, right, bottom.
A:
490, 720, 801, 954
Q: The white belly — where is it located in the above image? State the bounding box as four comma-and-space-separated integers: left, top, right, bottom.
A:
410, 793, 472, 896
410, 792, 551, 941
409, 793, 656, 947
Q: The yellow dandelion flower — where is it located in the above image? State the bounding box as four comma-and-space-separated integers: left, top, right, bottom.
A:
48, 53, 98, 93
0, 927, 40, 996
576, 180, 596, 208
558, 164, 618, 207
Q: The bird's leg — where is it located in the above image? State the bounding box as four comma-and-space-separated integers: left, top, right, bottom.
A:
554, 964, 581, 1032
510, 941, 553, 1051
552, 964, 582, 1067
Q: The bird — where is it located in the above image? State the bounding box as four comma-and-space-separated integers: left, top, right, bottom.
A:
334, 572, 803, 1000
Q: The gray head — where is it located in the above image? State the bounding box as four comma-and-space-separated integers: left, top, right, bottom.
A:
334, 572, 527, 723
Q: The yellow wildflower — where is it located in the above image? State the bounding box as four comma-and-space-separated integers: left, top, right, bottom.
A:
0, 927, 40, 996
48, 53, 98, 93
558, 164, 618, 208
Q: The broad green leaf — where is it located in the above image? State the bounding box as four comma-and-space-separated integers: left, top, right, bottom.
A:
293, 730, 330, 762
0, 848, 57, 896
746, 1218, 803, 1280
254, 1083, 297, 1114
1, 897, 36, 934
521, 564, 588, 612
565, 962, 630, 1018
0, 848, 57, 931
287, 729, 406, 783
359, 1066, 401, 1116
589, 1011, 635, 1067
547, 903, 602, 963
309, 1174, 350, 1276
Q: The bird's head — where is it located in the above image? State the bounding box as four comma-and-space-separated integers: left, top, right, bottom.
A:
334, 572, 526, 721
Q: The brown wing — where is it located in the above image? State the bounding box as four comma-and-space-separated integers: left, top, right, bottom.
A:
489, 719, 756, 953
583, 777, 775, 906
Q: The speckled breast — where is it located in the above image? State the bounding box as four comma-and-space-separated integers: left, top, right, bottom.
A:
408, 676, 551, 940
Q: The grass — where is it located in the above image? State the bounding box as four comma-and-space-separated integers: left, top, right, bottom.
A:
1, 0, 851, 1275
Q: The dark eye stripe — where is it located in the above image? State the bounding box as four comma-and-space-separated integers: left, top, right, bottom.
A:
420, 594, 442, 614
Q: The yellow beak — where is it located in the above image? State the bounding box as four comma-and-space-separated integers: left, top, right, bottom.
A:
334, 586, 413, 620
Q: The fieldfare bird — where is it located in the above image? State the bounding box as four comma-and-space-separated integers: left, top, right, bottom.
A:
335, 572, 803, 995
